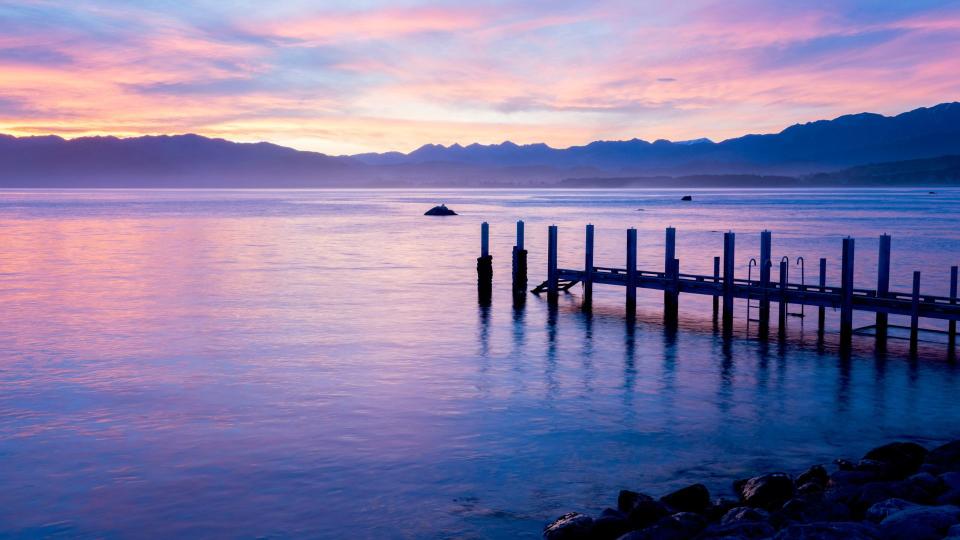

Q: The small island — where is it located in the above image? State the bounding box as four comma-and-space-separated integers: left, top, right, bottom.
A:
424, 204, 457, 216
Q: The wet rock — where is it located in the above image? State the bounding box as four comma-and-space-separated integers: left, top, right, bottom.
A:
424, 204, 457, 216
796, 482, 823, 495
796, 465, 828, 487
661, 484, 711, 514
938, 489, 960, 506
681, 195, 693, 201
835, 458, 857, 471
908, 472, 942, 494
618, 490, 654, 514
592, 511, 632, 540
736, 473, 795, 510
704, 497, 739, 522
864, 498, 919, 523
863, 442, 927, 479
830, 469, 883, 486
942, 472, 960, 492
772, 521, 880, 539
627, 499, 672, 529
720, 506, 770, 525
947, 523, 960, 539
695, 521, 776, 539
926, 440, 960, 471
879, 504, 960, 540
543, 512, 593, 540
853, 480, 932, 513
624, 512, 707, 540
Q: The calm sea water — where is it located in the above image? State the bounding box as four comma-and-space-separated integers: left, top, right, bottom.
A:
1, 188, 959, 539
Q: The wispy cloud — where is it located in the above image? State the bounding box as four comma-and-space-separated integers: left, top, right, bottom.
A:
0, 0, 958, 153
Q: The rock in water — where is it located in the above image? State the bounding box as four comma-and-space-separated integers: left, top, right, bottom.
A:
424, 204, 457, 216
543, 512, 593, 540
681, 195, 693, 201
863, 441, 928, 478
879, 504, 960, 540
736, 473, 795, 510
660, 483, 710, 513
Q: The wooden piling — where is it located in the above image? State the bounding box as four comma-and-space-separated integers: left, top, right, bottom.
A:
665, 257, 680, 325
627, 228, 637, 316
818, 258, 827, 336
950, 265, 958, 354
779, 259, 788, 337
583, 224, 595, 309
722, 231, 735, 333
512, 220, 527, 301
911, 271, 921, 354
664, 227, 678, 318
477, 222, 493, 305
840, 237, 855, 346
712, 256, 720, 319
760, 230, 772, 326
876, 234, 891, 341
547, 225, 558, 305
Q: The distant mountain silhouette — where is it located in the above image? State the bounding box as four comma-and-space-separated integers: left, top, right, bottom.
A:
2, 102, 960, 187
353, 102, 960, 176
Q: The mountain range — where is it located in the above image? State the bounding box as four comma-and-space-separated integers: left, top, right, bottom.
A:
2, 102, 960, 187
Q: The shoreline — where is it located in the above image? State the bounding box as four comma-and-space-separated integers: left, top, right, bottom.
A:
545, 439, 960, 539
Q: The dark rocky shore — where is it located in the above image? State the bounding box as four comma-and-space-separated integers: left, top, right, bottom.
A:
545, 440, 960, 540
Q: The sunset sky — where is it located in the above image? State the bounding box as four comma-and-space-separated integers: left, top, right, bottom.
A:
1, 0, 958, 154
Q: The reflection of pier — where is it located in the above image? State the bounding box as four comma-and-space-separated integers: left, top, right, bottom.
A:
477, 221, 959, 355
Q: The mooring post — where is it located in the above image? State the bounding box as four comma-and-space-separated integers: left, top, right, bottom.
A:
760, 230, 772, 327
779, 259, 788, 336
876, 234, 891, 342
665, 257, 680, 325
840, 237, 855, 347
712, 256, 721, 319
818, 258, 827, 336
722, 231, 736, 334
547, 225, 558, 305
950, 266, 958, 355
627, 228, 637, 316
664, 227, 677, 315
911, 271, 921, 354
583, 224, 595, 309
512, 220, 527, 302
477, 222, 493, 305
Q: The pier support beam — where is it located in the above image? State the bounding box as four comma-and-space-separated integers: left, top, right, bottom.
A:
818, 258, 827, 337
665, 258, 679, 326
950, 265, 958, 356
477, 222, 492, 305
583, 224, 594, 310
547, 225, 558, 305
779, 259, 788, 339
712, 256, 721, 321
840, 237, 855, 348
722, 231, 736, 335
911, 271, 921, 354
760, 230, 772, 330
664, 227, 678, 318
627, 228, 637, 317
876, 234, 891, 343
512, 220, 527, 304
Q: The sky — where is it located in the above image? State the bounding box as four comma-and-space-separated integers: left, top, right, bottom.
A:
0, 0, 959, 155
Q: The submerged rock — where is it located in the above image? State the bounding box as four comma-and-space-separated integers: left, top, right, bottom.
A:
424, 204, 457, 216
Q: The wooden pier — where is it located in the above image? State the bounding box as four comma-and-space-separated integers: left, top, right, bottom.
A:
477, 221, 960, 355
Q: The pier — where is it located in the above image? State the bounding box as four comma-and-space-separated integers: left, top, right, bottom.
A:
478, 221, 960, 355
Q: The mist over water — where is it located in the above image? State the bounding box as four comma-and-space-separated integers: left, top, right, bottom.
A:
1, 188, 959, 538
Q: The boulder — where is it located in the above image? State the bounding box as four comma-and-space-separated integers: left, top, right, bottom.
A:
627, 499, 672, 529
796, 465, 828, 487
852, 480, 932, 513
592, 511, 632, 540
796, 482, 823, 495
681, 195, 693, 201
772, 522, 879, 539
704, 497, 739, 522
908, 472, 943, 494
943, 472, 960, 492
736, 473, 795, 510
694, 521, 776, 539
543, 512, 593, 540
829, 469, 883, 486
660, 484, 711, 514
780, 495, 851, 523
947, 523, 960, 539
863, 498, 918, 523
618, 490, 654, 514
720, 507, 770, 525
621, 513, 706, 540
879, 504, 960, 540
926, 440, 960, 471
863, 442, 927, 478
424, 204, 457, 216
